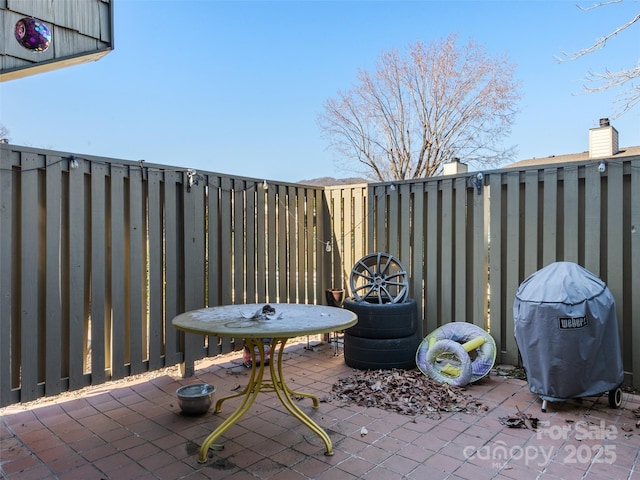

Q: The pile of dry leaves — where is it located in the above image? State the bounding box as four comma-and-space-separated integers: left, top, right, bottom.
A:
325, 368, 487, 417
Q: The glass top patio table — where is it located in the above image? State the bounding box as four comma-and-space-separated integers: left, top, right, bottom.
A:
172, 303, 358, 463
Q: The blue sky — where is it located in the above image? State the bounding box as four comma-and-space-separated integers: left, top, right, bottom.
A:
1, 0, 639, 183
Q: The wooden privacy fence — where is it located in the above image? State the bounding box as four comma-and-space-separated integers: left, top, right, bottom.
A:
1, 144, 639, 406
0, 145, 331, 405
325, 157, 640, 388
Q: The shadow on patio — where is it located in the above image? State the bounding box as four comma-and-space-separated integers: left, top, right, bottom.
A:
2, 340, 640, 480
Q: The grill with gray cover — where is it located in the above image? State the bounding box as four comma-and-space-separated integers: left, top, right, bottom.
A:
513, 262, 623, 412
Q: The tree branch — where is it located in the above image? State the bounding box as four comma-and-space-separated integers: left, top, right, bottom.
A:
556, 8, 640, 61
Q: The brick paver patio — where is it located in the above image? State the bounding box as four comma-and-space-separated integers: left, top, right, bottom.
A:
2, 339, 639, 479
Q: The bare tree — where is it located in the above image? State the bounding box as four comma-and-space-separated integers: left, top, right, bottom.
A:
318, 34, 521, 181
557, 0, 640, 117
0, 124, 9, 143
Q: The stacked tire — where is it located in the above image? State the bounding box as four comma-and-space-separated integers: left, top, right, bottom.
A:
343, 298, 421, 370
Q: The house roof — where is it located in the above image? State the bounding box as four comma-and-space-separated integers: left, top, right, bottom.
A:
506, 145, 640, 169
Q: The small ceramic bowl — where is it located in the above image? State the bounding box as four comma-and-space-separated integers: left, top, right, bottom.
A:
176, 383, 216, 415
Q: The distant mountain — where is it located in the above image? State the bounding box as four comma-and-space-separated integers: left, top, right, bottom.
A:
297, 176, 368, 186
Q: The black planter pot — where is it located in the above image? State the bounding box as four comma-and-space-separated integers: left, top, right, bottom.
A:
325, 288, 346, 308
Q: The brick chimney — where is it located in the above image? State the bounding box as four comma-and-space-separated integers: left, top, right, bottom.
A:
589, 118, 619, 158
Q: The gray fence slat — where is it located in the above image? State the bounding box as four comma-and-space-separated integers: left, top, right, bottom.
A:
183, 175, 205, 310
67, 158, 87, 390
266, 185, 278, 299
454, 178, 466, 324
523, 170, 540, 277
331, 189, 345, 288
373, 186, 383, 259
148, 170, 163, 370
220, 177, 233, 304
425, 182, 439, 334
207, 188, 234, 353
296, 188, 306, 303
631, 159, 640, 386
563, 166, 580, 262
287, 188, 297, 302
351, 186, 361, 278
471, 183, 489, 331
256, 184, 267, 302
90, 162, 107, 384
233, 180, 246, 300
19, 154, 41, 402
277, 185, 288, 302
488, 173, 506, 361
440, 179, 453, 324
584, 164, 602, 274
309, 188, 320, 302
314, 189, 327, 301
347, 187, 356, 286
287, 189, 297, 300
373, 186, 385, 253
213, 177, 235, 355
323, 187, 334, 297
241, 183, 258, 303
503, 172, 520, 366
399, 183, 411, 285
0, 155, 13, 405
110, 165, 126, 379
410, 184, 425, 326
422, 182, 441, 335
543, 168, 558, 264
246, 182, 257, 303
289, 186, 297, 301
606, 162, 626, 377
207, 176, 221, 308
128, 169, 145, 375
329, 189, 342, 287
339, 188, 353, 289
354, 187, 367, 277
163, 172, 181, 366
45, 156, 63, 396
287, 188, 298, 302
182, 174, 206, 376
304, 189, 314, 304
387, 186, 400, 258
301, 188, 310, 302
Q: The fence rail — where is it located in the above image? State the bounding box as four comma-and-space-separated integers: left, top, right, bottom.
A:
1, 144, 639, 406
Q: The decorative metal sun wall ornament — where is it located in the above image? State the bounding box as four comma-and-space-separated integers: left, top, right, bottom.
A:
15, 17, 51, 52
